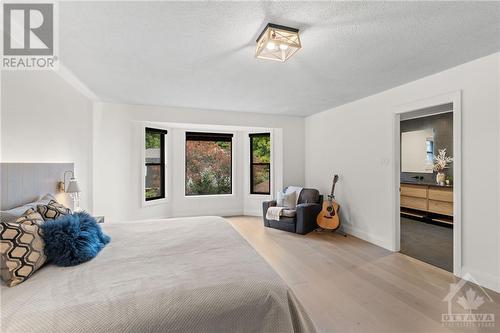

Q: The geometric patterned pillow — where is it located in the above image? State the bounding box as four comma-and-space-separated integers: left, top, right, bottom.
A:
36, 200, 71, 220
0, 210, 47, 287
14, 208, 45, 227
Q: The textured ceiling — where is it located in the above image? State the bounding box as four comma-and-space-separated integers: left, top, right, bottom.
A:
60, 1, 500, 116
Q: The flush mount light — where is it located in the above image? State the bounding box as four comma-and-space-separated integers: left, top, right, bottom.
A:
255, 23, 301, 62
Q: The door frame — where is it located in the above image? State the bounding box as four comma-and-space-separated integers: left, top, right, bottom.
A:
392, 90, 462, 277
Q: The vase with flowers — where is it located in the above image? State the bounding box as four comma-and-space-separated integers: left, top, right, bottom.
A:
433, 148, 453, 185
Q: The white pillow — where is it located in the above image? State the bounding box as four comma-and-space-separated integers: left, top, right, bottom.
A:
277, 191, 296, 209
0, 193, 56, 223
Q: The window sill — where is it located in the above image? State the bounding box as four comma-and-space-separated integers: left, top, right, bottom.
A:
184, 194, 235, 199
142, 197, 169, 207
248, 194, 272, 199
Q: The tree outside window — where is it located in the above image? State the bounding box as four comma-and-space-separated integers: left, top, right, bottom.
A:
185, 132, 233, 195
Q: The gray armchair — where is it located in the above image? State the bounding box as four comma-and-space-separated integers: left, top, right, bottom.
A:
262, 188, 323, 235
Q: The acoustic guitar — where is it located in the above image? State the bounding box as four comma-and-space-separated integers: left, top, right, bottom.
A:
317, 175, 340, 230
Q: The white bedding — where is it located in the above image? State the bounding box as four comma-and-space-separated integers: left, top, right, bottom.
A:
1, 216, 315, 333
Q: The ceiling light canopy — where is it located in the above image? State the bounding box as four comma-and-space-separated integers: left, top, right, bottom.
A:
255, 23, 301, 62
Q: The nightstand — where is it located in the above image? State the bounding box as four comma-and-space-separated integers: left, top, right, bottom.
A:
95, 216, 105, 224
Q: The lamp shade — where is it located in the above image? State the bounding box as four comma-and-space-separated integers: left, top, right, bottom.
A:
66, 178, 81, 193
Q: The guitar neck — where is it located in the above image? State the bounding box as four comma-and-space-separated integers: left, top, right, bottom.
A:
330, 175, 339, 198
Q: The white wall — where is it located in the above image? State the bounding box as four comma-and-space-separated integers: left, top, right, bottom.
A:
1, 71, 93, 210
305, 52, 500, 292
93, 102, 304, 222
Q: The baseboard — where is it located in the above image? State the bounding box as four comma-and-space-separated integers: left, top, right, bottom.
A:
243, 209, 261, 217
221, 210, 246, 217
171, 209, 244, 218
341, 224, 393, 251
460, 266, 500, 293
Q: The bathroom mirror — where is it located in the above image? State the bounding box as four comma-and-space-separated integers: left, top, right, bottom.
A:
401, 129, 434, 173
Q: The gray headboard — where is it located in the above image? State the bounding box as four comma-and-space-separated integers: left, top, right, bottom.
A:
0, 163, 73, 210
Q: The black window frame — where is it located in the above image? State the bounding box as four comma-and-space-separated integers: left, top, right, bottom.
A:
185, 132, 233, 196
250, 133, 271, 195
145, 127, 168, 201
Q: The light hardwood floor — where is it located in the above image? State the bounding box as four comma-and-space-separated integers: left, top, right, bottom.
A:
225, 216, 500, 333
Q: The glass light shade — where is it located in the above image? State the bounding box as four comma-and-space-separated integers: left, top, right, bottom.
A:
256, 23, 301, 62
66, 178, 81, 193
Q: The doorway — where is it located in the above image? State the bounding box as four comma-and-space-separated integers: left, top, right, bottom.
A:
393, 91, 462, 277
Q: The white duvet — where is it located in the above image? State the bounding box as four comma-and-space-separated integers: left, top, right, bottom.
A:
1, 216, 315, 333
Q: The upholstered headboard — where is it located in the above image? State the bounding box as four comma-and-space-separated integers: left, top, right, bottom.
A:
0, 163, 73, 210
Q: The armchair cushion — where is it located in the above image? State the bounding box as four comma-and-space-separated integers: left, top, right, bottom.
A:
277, 191, 296, 208
281, 209, 296, 218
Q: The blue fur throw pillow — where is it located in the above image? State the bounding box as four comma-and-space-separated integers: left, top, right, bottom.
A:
41, 212, 110, 266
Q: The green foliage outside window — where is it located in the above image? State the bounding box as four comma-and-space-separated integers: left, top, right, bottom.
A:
186, 140, 232, 195
146, 132, 161, 149
146, 187, 159, 199
252, 135, 270, 163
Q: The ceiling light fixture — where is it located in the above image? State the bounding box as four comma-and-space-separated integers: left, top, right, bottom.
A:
255, 23, 301, 62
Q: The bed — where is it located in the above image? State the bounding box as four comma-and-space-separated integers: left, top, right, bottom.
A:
1, 216, 315, 333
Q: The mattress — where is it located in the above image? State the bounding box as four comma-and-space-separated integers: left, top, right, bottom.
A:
1, 216, 315, 333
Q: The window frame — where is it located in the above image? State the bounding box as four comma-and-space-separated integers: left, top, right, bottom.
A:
184, 131, 234, 197
144, 127, 168, 202
249, 133, 271, 195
